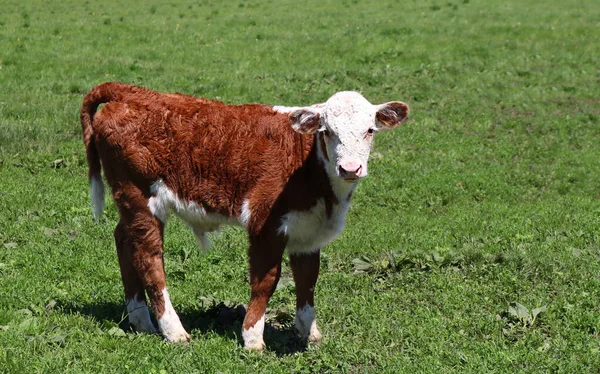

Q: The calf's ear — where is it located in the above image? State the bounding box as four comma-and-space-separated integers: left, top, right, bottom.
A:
375, 101, 410, 130
289, 109, 322, 135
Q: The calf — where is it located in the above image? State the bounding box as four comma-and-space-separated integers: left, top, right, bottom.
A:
81, 82, 409, 350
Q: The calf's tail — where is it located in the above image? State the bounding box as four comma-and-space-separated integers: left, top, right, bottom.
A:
80, 82, 138, 219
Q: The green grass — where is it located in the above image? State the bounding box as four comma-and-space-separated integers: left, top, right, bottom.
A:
1, 0, 600, 372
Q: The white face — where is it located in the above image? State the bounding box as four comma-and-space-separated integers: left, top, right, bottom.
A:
288, 91, 409, 183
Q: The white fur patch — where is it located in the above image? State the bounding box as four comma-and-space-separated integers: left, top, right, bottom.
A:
148, 180, 238, 249
273, 105, 304, 114
296, 304, 321, 342
157, 288, 190, 343
273, 103, 325, 114
90, 173, 105, 220
320, 92, 378, 181
242, 314, 266, 350
239, 199, 252, 228
279, 198, 350, 255
126, 295, 156, 332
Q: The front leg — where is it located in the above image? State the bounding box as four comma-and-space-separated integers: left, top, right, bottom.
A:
242, 237, 284, 350
290, 250, 322, 343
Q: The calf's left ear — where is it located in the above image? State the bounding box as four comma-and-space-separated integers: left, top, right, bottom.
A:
375, 101, 410, 130
289, 109, 322, 135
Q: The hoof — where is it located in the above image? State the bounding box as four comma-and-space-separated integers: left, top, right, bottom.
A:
131, 321, 158, 333
308, 329, 322, 344
164, 330, 191, 343
244, 339, 266, 351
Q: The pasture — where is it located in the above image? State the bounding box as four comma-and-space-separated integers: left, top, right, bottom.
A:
1, 0, 599, 372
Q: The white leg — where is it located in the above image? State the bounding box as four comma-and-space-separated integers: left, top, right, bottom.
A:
157, 288, 190, 343
242, 314, 266, 350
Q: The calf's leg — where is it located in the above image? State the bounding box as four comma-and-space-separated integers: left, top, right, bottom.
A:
115, 186, 190, 343
242, 236, 285, 350
115, 221, 156, 333
290, 250, 322, 343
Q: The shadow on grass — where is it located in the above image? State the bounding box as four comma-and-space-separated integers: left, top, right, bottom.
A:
61, 300, 308, 355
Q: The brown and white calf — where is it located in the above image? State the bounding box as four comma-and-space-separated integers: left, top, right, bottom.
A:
81, 82, 409, 350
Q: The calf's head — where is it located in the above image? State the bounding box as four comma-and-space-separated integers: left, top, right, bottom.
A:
290, 92, 409, 183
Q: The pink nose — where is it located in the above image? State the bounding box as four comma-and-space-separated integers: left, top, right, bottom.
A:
339, 162, 364, 180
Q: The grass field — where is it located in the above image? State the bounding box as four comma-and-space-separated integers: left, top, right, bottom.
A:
1, 0, 600, 372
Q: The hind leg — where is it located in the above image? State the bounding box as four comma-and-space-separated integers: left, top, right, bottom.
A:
115, 221, 156, 333
115, 186, 190, 343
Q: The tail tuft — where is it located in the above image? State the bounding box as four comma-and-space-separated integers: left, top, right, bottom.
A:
90, 173, 105, 220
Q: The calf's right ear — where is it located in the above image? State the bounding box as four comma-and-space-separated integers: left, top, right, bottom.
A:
289, 109, 322, 135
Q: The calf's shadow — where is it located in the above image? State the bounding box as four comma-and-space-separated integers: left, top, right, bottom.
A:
62, 300, 308, 355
